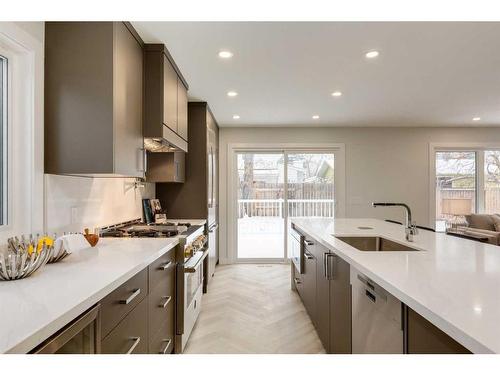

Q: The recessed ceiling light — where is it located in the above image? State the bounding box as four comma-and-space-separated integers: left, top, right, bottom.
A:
472, 117, 481, 121
365, 50, 380, 59
331, 91, 343, 97
227, 91, 238, 97
218, 50, 233, 59
312, 115, 320, 120
233, 115, 240, 120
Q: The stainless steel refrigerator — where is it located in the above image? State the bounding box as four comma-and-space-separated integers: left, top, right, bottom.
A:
207, 111, 219, 284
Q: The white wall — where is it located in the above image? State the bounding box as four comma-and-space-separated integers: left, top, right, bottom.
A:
44, 175, 155, 234
219, 126, 500, 263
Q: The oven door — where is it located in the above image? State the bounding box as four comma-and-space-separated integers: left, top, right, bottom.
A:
185, 258, 203, 308
289, 226, 304, 274
181, 251, 205, 351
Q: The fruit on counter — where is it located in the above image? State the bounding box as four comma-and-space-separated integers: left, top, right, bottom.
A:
34, 236, 54, 254
83, 228, 99, 247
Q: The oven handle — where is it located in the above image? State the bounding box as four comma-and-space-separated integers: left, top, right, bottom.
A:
184, 251, 206, 273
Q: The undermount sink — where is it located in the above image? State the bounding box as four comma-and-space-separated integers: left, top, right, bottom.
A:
334, 236, 419, 252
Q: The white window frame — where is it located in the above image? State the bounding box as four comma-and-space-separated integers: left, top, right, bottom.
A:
226, 142, 345, 264
0, 53, 8, 225
0, 23, 44, 242
429, 142, 500, 229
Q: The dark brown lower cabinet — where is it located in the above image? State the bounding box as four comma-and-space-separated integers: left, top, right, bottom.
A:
99, 247, 177, 354
149, 316, 175, 354
405, 307, 471, 354
101, 298, 148, 354
302, 241, 317, 324
309, 243, 351, 354
294, 270, 304, 299
148, 260, 175, 354
315, 251, 330, 351
329, 253, 351, 353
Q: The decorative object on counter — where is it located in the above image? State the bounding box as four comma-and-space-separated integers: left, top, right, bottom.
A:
143, 198, 167, 224
48, 235, 70, 263
142, 198, 154, 224
1, 235, 54, 281
61, 233, 91, 253
83, 228, 99, 247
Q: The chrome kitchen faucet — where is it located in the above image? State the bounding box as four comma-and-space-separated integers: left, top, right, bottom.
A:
372, 202, 418, 242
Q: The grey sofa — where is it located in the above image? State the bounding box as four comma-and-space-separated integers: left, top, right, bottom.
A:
461, 214, 500, 245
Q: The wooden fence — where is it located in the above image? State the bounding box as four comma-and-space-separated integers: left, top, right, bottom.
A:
238, 182, 334, 200
436, 187, 500, 217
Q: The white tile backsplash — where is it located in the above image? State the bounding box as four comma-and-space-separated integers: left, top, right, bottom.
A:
44, 174, 155, 234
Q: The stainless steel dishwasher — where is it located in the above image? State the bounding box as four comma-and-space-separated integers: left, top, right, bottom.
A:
351, 268, 404, 353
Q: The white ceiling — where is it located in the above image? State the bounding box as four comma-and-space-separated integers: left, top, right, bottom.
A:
132, 22, 500, 128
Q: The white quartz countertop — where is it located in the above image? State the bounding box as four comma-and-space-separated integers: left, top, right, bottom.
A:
291, 218, 500, 354
0, 237, 179, 354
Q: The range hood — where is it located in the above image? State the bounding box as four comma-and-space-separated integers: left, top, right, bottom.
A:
144, 125, 188, 153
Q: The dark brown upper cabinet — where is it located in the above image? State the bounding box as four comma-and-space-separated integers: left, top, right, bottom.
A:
45, 22, 145, 177
144, 44, 189, 152
156, 102, 219, 219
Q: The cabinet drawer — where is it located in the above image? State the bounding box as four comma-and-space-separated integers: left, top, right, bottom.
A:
101, 297, 148, 354
148, 275, 175, 339
149, 309, 175, 354
149, 249, 176, 291
294, 273, 304, 301
101, 268, 148, 338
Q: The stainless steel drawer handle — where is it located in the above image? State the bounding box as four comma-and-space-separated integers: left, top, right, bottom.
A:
120, 288, 141, 305
304, 251, 314, 260
160, 261, 173, 271
160, 296, 172, 309
304, 240, 314, 246
324, 253, 336, 280
159, 339, 172, 354
323, 253, 328, 279
294, 277, 302, 284
126, 337, 141, 354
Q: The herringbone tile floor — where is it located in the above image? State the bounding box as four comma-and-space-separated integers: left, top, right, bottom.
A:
184, 264, 325, 354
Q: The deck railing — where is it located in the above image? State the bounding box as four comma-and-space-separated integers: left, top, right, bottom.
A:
237, 199, 336, 218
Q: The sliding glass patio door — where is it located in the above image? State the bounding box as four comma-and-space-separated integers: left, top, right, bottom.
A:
236, 150, 336, 262
237, 152, 285, 260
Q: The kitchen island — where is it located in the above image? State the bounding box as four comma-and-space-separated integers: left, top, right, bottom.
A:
0, 237, 179, 353
291, 218, 500, 354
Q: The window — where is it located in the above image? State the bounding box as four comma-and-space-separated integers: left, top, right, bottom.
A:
0, 54, 6, 226
484, 150, 500, 215
435, 152, 476, 231
434, 149, 500, 231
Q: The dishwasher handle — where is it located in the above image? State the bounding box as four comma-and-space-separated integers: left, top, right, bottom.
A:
357, 273, 387, 302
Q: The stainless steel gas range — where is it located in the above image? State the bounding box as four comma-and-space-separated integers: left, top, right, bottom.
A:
99, 219, 208, 353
